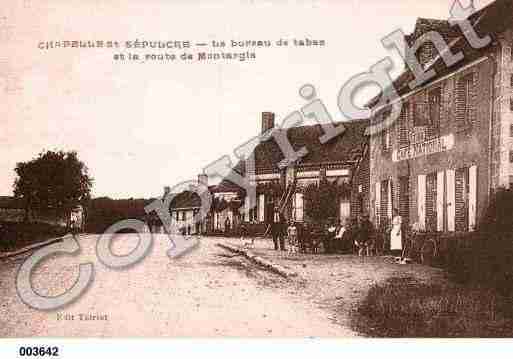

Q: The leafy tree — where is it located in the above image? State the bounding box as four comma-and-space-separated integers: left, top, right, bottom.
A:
13, 150, 93, 225
303, 179, 350, 224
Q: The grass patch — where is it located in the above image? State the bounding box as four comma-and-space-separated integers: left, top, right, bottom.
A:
0, 221, 66, 253
351, 276, 513, 337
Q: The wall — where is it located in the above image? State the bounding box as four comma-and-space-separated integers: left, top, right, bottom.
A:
369, 57, 494, 232
497, 30, 513, 188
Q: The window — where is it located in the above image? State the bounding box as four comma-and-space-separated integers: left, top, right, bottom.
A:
175, 211, 179, 221
181, 211, 186, 221
510, 151, 513, 163
510, 99, 513, 112
511, 74, 513, 88
510, 124, 513, 137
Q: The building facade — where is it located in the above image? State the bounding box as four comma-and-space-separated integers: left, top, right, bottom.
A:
229, 112, 370, 228
368, 0, 513, 233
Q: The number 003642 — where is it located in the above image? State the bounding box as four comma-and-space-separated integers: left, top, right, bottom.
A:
19, 346, 59, 357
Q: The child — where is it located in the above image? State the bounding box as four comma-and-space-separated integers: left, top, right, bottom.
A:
287, 221, 298, 255
355, 214, 372, 257
240, 222, 253, 247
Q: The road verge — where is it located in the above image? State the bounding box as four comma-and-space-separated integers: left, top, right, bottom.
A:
217, 242, 298, 278
0, 235, 72, 260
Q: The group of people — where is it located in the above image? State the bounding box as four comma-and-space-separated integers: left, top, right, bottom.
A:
265, 207, 406, 258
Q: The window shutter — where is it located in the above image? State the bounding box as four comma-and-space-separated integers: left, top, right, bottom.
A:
375, 181, 381, 226
426, 173, 437, 232
446, 169, 456, 232
244, 195, 250, 222
399, 104, 409, 147
456, 73, 474, 131
387, 179, 393, 220
258, 194, 265, 222
437, 171, 445, 231
417, 175, 426, 230
468, 165, 477, 232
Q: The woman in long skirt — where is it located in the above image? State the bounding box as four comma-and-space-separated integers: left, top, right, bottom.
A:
390, 208, 403, 260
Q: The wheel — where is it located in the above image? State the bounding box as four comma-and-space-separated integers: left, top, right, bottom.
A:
420, 238, 438, 265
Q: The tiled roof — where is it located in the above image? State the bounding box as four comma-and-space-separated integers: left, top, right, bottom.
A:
169, 191, 201, 209
208, 180, 244, 194
251, 119, 369, 172
406, 18, 460, 45
204, 119, 369, 195
368, 0, 513, 109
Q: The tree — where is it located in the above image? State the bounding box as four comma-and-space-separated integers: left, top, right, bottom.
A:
303, 179, 351, 224
13, 150, 93, 225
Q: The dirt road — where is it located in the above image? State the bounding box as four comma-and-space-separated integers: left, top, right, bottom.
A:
0, 234, 356, 337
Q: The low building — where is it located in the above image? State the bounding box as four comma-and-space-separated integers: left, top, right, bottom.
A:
167, 185, 203, 235
243, 112, 370, 226
204, 112, 370, 232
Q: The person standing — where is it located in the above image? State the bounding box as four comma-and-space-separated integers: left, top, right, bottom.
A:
224, 217, 231, 235
335, 218, 350, 253
271, 208, 285, 251
390, 208, 403, 259
324, 219, 337, 254
287, 221, 298, 254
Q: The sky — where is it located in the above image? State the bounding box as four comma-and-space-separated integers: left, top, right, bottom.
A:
0, 0, 495, 199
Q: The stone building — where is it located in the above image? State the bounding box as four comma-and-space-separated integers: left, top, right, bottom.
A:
367, 0, 513, 233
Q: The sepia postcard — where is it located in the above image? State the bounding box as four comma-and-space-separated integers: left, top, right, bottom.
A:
2, 0, 513, 351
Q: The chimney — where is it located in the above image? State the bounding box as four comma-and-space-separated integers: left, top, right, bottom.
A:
261, 112, 275, 134
163, 186, 171, 198
198, 173, 208, 187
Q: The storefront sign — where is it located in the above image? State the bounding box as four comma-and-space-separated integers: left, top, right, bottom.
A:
392, 134, 454, 162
